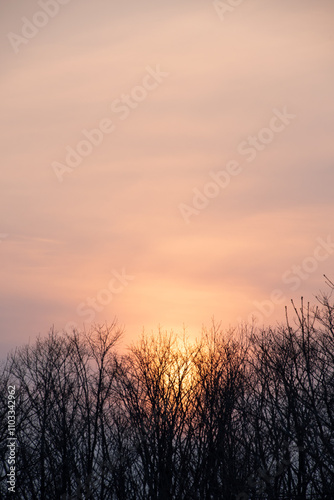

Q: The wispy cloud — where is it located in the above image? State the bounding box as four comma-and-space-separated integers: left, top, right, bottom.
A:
0, 0, 333, 354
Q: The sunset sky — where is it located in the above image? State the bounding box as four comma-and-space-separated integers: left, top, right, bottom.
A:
1, 0, 333, 356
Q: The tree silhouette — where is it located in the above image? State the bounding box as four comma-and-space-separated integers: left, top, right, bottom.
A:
1, 284, 334, 499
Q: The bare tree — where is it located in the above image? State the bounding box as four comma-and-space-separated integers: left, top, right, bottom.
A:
116, 329, 199, 500
1, 289, 334, 499
0, 323, 122, 500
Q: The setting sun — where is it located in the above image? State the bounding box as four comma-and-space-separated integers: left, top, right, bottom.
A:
1, 2, 334, 497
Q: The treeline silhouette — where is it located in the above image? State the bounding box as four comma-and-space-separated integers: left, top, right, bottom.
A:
1, 283, 334, 499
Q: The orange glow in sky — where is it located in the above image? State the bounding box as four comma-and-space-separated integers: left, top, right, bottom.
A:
1, 0, 334, 356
